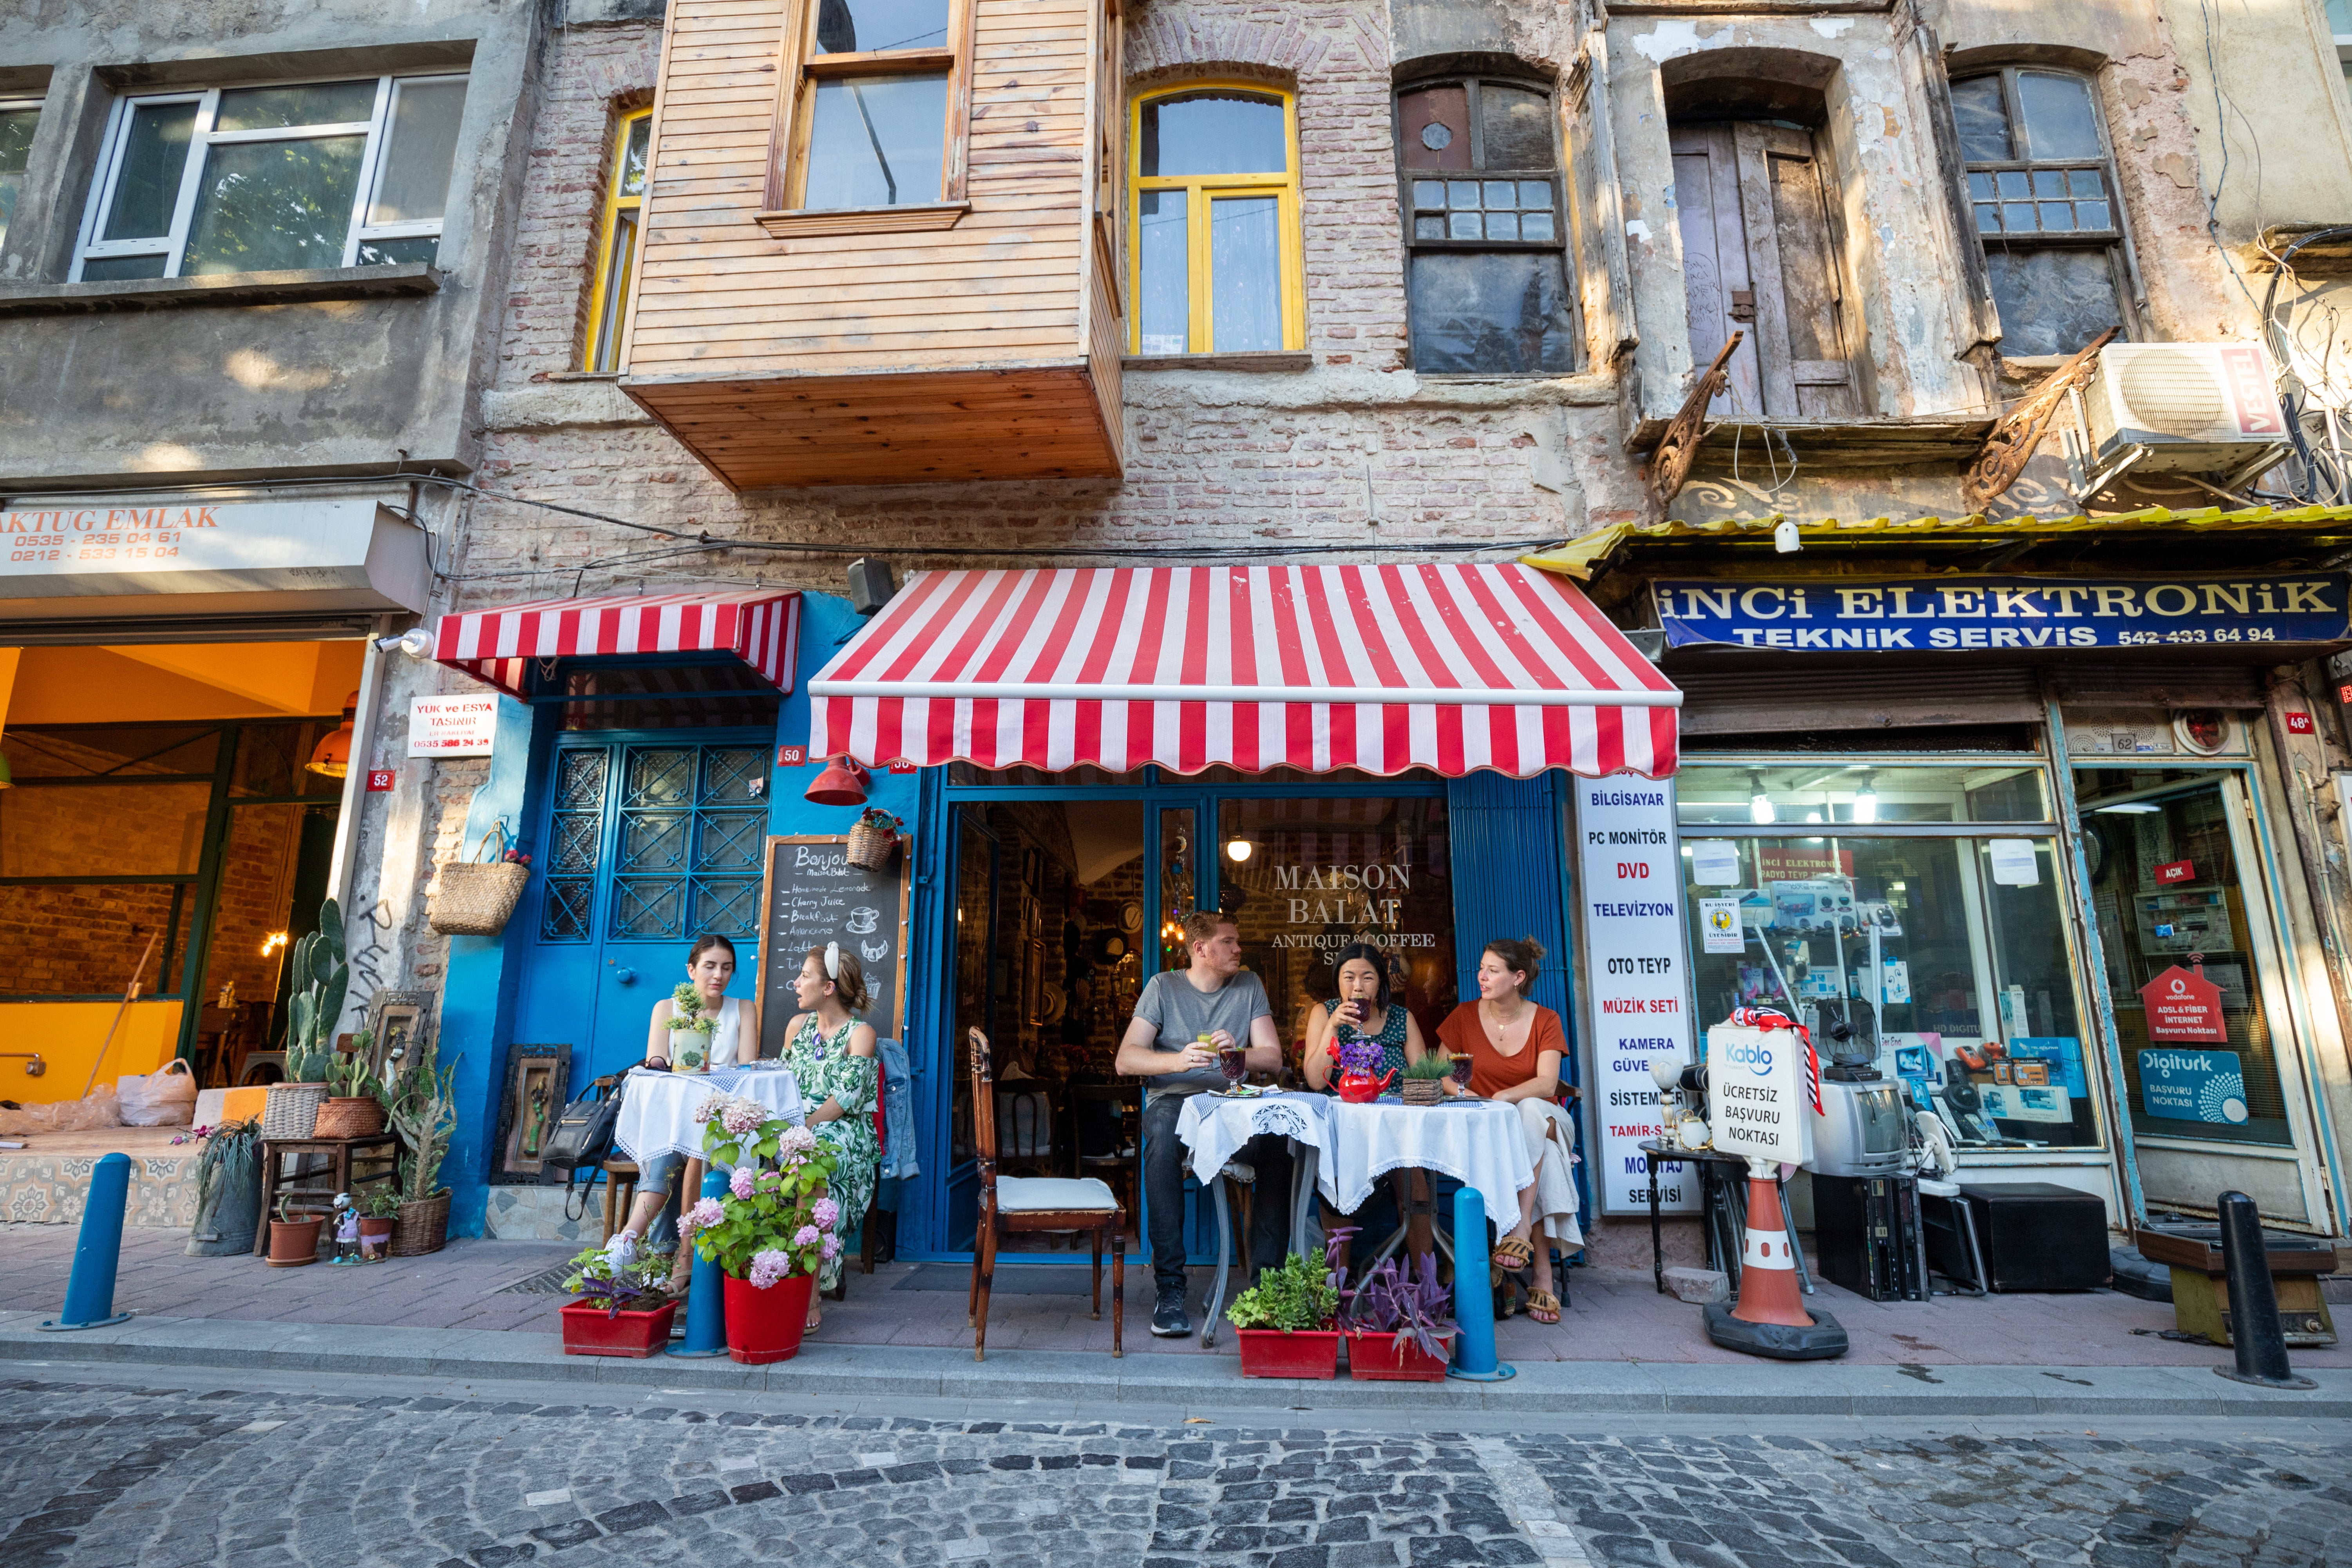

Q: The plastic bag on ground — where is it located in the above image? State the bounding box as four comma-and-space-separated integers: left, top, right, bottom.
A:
0, 1088, 123, 1136
118, 1059, 198, 1127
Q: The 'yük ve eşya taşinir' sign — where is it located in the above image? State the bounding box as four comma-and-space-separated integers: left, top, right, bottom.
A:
1650, 575, 2352, 651
1574, 776, 1698, 1217
408, 695, 499, 758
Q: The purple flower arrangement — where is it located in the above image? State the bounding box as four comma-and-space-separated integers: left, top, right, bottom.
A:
1332, 1029, 1384, 1078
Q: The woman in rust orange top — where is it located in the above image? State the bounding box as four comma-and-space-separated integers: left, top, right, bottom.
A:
1435, 936, 1583, 1324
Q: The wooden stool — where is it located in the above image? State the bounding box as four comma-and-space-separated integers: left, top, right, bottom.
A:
251, 1134, 399, 1257
599, 1158, 640, 1244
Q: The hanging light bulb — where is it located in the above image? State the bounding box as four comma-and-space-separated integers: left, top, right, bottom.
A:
306, 692, 358, 778
1853, 774, 1878, 824
1748, 773, 1776, 825
1225, 837, 1253, 863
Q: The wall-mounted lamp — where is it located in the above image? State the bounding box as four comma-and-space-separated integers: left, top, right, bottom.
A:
261, 931, 289, 957
804, 756, 870, 806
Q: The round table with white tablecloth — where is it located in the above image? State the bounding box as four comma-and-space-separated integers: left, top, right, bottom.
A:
1316, 1096, 1536, 1245
612, 1063, 807, 1168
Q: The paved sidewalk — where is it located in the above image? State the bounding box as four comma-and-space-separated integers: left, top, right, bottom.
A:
3, 1224, 2348, 1373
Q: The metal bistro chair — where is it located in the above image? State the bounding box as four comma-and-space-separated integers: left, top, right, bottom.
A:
967, 1028, 1123, 1361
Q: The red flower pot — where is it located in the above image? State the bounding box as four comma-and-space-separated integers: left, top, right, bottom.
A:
723, 1272, 816, 1364
1234, 1327, 1342, 1379
561, 1300, 678, 1358
1346, 1329, 1454, 1382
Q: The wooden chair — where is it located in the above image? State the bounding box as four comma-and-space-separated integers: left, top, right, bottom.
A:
598, 1158, 639, 1245
967, 1028, 1122, 1361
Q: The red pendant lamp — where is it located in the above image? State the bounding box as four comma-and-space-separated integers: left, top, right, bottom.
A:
803, 755, 870, 806
306, 691, 359, 778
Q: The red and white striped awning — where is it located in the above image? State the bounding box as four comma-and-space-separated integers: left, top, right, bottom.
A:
434, 589, 801, 698
808, 565, 1678, 778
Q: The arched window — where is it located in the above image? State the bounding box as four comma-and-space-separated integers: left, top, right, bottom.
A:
1949, 68, 2130, 356
1395, 74, 1575, 374
584, 108, 650, 373
1128, 83, 1303, 357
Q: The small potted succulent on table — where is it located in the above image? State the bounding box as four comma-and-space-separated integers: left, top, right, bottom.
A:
559, 1243, 678, 1356
1397, 1053, 1455, 1106
683, 1092, 843, 1364
1341, 1251, 1458, 1381
667, 983, 718, 1072
1225, 1239, 1344, 1378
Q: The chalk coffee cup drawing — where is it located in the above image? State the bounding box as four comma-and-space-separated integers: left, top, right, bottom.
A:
846, 906, 881, 935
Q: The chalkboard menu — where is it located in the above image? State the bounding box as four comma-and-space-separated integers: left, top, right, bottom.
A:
754, 834, 911, 1051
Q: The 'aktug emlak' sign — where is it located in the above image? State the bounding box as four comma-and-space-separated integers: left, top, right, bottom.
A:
1651, 575, 2351, 651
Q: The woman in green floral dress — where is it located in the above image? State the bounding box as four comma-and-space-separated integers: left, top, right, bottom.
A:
782, 942, 880, 1328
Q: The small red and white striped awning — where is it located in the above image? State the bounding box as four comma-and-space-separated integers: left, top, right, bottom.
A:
434, 589, 801, 698
808, 565, 1678, 778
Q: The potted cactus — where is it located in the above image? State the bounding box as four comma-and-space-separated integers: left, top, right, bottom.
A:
264, 900, 348, 1139
381, 1034, 460, 1255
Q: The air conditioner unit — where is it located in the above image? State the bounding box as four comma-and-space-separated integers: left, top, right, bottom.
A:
2077, 342, 2290, 485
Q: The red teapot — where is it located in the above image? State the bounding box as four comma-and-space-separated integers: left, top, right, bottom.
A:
1329, 1030, 1394, 1103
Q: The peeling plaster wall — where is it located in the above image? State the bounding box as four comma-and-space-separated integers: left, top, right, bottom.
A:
1605, 12, 1986, 423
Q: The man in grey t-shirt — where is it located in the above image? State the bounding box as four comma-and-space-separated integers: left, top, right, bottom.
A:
1116, 910, 1292, 1336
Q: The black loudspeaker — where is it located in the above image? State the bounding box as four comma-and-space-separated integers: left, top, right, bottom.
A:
1954, 1181, 2111, 1292
1811, 1174, 1926, 1301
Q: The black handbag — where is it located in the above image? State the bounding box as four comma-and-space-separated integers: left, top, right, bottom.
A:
543, 1076, 624, 1173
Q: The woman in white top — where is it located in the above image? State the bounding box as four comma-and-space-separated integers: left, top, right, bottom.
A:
604, 934, 762, 1264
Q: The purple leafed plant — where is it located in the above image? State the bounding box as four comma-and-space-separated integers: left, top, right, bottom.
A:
1342, 1251, 1458, 1360
1322, 1225, 1361, 1312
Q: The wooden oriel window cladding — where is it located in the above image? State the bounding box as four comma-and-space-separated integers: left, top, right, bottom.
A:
760, 0, 979, 237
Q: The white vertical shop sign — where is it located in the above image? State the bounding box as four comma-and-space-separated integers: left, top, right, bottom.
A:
1574, 775, 1700, 1215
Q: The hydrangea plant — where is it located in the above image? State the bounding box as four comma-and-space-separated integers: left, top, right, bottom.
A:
682, 1094, 841, 1285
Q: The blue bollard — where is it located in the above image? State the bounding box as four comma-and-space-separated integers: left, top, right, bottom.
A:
42, 1152, 134, 1331
668, 1165, 731, 1358
1446, 1185, 1515, 1382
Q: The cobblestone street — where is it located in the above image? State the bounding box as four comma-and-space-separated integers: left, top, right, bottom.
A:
0, 1370, 2344, 1568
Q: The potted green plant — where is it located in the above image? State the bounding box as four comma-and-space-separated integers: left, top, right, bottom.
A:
559, 1244, 678, 1356
1398, 1053, 1455, 1106
185, 1117, 264, 1258
264, 1190, 325, 1268
1341, 1251, 1458, 1382
356, 1189, 401, 1261
381, 1035, 460, 1255
1225, 1245, 1344, 1378
315, 1031, 386, 1139
264, 900, 348, 1140
667, 982, 718, 1071
683, 1092, 842, 1364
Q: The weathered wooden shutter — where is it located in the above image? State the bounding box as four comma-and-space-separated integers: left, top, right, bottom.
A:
1670, 121, 1859, 419
1565, 40, 1637, 365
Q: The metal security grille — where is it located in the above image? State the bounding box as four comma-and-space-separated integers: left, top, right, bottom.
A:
538, 741, 766, 944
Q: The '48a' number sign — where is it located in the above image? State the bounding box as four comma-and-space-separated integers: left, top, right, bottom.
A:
1575, 776, 1698, 1216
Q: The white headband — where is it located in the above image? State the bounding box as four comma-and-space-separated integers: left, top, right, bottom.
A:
824, 941, 840, 979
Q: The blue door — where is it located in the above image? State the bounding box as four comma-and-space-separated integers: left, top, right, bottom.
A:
514, 731, 771, 1083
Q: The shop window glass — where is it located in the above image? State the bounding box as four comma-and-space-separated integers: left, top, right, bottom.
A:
1217, 797, 1455, 1075
0, 100, 40, 254
1675, 762, 2050, 827
0, 883, 193, 999
0, 724, 218, 779
1949, 68, 2129, 355
230, 718, 347, 799
1129, 85, 1303, 356
0, 782, 211, 877
1682, 831, 2096, 1149
1396, 75, 1576, 374
2076, 769, 2294, 1146
75, 72, 467, 281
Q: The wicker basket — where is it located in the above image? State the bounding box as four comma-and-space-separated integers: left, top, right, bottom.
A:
1401, 1077, 1447, 1107
845, 823, 899, 872
428, 827, 530, 937
313, 1096, 388, 1140
261, 1081, 329, 1139
391, 1190, 452, 1257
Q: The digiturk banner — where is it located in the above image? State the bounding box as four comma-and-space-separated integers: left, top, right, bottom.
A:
1574, 775, 1700, 1217
1706, 1019, 1814, 1167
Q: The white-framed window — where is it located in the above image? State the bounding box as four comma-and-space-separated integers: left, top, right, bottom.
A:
72, 73, 468, 282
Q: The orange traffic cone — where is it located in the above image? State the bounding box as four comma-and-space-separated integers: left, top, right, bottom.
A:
1731, 1167, 1815, 1329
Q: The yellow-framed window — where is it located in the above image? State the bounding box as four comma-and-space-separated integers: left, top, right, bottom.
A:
1129, 82, 1305, 356
585, 108, 651, 373
767, 0, 977, 216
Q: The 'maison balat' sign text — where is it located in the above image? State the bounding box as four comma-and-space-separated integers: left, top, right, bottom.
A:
1651, 575, 2351, 652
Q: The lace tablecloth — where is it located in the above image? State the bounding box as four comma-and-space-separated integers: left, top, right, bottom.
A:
1173, 1091, 1334, 1181
612, 1065, 807, 1167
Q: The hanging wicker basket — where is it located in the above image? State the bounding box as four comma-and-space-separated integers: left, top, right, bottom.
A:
261, 1082, 329, 1140
313, 1096, 388, 1140
429, 827, 530, 937
391, 1190, 452, 1257
845, 824, 899, 872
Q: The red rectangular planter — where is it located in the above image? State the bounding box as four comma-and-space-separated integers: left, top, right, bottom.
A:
1346, 1329, 1453, 1382
1234, 1328, 1342, 1379
560, 1300, 677, 1358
